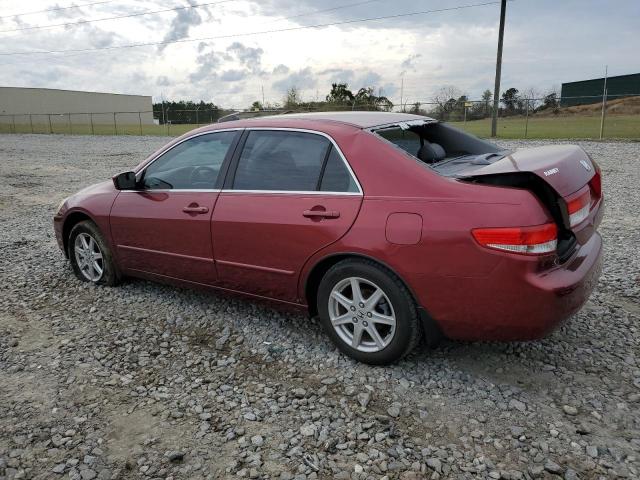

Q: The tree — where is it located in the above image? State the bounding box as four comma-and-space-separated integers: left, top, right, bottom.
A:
537, 85, 560, 114
522, 87, 541, 111
408, 102, 427, 115
249, 101, 263, 111
467, 89, 492, 118
355, 87, 394, 111
152, 100, 221, 124
284, 87, 301, 108
501, 87, 520, 114
481, 89, 492, 116
542, 92, 559, 114
431, 85, 462, 120
326, 83, 354, 105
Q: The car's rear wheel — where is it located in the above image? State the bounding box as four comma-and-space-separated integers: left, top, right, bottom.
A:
68, 220, 118, 286
317, 259, 421, 365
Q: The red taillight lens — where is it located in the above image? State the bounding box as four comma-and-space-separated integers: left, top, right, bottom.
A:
471, 223, 558, 255
567, 190, 591, 227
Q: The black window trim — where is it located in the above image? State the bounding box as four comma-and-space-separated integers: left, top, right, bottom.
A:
222, 127, 363, 195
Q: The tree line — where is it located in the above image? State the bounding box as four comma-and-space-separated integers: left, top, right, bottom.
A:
153, 83, 562, 124
152, 100, 228, 125
406, 85, 560, 121
249, 83, 561, 120
248, 83, 394, 112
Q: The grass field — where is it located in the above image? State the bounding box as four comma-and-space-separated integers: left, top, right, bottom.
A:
0, 121, 197, 137
449, 114, 639, 139
1, 114, 638, 139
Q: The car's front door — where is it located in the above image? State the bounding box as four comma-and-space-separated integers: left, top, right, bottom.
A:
110, 130, 239, 284
211, 129, 363, 302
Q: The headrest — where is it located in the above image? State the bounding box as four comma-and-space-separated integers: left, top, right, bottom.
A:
417, 141, 446, 163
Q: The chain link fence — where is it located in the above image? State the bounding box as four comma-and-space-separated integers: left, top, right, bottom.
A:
1, 94, 638, 139
398, 94, 640, 139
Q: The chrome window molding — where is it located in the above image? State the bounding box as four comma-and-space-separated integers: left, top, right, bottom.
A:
220, 189, 361, 196
120, 189, 221, 193
130, 126, 364, 196
234, 127, 363, 196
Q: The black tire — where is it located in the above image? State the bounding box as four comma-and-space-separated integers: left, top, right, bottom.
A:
67, 220, 119, 286
317, 258, 421, 365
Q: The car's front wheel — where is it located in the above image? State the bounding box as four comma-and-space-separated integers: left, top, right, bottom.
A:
68, 220, 118, 286
317, 259, 421, 365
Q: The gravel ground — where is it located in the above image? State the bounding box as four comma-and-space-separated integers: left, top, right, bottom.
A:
0, 134, 639, 480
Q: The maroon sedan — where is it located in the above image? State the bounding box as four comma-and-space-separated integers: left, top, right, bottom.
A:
54, 112, 603, 364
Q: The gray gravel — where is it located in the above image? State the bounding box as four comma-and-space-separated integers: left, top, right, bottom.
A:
1, 133, 639, 480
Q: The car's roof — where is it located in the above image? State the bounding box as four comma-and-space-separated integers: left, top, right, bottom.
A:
216, 111, 436, 129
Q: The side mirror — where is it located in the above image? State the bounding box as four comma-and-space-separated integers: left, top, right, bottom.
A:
112, 171, 137, 190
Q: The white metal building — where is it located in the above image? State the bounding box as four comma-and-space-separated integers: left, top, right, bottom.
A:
0, 86, 154, 126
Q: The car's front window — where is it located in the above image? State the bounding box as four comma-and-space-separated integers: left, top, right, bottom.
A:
141, 131, 236, 190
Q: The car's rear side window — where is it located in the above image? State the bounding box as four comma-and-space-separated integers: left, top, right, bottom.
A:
232, 130, 333, 192
320, 147, 359, 193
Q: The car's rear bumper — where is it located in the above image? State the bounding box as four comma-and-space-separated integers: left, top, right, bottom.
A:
414, 231, 603, 341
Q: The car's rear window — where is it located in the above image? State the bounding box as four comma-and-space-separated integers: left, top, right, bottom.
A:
376, 128, 421, 157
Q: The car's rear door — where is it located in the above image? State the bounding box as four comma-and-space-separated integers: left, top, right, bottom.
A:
110, 130, 239, 284
211, 128, 363, 302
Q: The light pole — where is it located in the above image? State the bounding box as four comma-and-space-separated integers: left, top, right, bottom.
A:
491, 0, 507, 137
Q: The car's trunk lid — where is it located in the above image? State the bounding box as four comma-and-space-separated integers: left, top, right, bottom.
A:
440, 145, 595, 197
439, 145, 601, 262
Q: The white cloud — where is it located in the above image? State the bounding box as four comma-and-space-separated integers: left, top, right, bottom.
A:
0, 0, 637, 110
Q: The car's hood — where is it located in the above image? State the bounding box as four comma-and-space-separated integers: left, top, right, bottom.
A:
75, 179, 116, 197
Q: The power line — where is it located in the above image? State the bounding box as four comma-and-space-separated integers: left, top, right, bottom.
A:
0, 0, 116, 20
264, 0, 387, 24
0, 1, 508, 56
0, 0, 236, 34
1, 0, 387, 36
0, 0, 390, 65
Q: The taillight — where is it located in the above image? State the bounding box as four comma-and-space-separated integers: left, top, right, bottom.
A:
567, 190, 591, 227
589, 160, 602, 199
471, 223, 558, 255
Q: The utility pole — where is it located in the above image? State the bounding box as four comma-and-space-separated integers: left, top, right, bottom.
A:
599, 65, 608, 140
400, 75, 404, 112
491, 0, 507, 137
161, 92, 166, 126
261, 85, 265, 108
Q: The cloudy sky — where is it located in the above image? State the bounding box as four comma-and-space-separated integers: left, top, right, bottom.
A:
0, 0, 638, 108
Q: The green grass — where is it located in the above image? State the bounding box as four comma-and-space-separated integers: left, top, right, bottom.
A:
0, 122, 201, 136
449, 114, 640, 139
1, 114, 638, 139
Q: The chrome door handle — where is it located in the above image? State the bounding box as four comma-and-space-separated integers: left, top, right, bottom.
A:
183, 206, 209, 214
303, 209, 340, 219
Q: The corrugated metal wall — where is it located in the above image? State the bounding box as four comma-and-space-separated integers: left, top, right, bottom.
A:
0, 87, 154, 124
560, 73, 640, 106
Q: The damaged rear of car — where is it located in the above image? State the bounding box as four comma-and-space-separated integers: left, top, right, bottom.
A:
371, 120, 604, 340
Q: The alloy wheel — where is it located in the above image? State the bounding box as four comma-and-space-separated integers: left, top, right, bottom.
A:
328, 277, 396, 353
74, 232, 104, 282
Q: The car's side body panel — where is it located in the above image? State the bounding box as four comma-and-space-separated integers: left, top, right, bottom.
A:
53, 180, 119, 256
212, 192, 362, 301
110, 190, 219, 284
